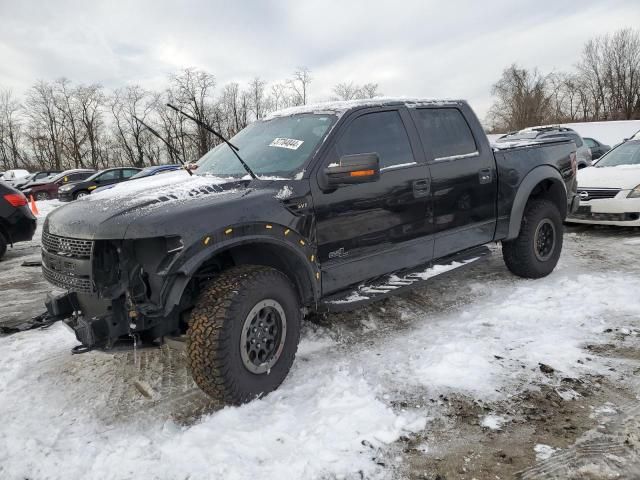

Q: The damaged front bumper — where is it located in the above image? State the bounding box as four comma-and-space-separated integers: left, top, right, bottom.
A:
44, 291, 118, 348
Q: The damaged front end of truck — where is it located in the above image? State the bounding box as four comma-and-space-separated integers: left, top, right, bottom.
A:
42, 229, 191, 351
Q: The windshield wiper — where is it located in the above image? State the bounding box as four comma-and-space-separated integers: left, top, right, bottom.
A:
133, 115, 192, 176
166, 103, 258, 180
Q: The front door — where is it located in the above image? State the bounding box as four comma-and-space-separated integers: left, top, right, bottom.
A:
409, 106, 497, 258
312, 107, 434, 294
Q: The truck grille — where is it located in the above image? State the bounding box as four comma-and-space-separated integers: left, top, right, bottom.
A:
578, 188, 620, 201
42, 265, 94, 294
42, 230, 93, 258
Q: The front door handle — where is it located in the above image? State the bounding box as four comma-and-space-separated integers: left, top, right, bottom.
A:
413, 178, 431, 197
478, 168, 492, 184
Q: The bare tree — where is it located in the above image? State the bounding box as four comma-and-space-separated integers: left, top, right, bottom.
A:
487, 65, 554, 131
170, 68, 216, 157
332, 81, 382, 100
110, 86, 156, 167
0, 89, 25, 170
288, 66, 312, 105
76, 84, 106, 169
248, 77, 266, 120
25, 80, 66, 170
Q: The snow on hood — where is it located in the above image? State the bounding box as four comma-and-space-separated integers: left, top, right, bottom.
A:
85, 171, 236, 203
577, 165, 640, 190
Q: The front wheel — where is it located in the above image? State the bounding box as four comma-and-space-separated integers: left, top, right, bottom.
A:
74, 191, 89, 200
35, 191, 50, 201
187, 265, 301, 404
502, 199, 563, 278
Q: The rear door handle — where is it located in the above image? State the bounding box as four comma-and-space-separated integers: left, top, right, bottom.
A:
478, 168, 492, 184
413, 178, 431, 197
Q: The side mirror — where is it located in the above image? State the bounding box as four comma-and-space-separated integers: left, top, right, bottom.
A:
324, 153, 380, 187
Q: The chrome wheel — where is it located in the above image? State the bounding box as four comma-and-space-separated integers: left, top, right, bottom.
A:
240, 299, 287, 374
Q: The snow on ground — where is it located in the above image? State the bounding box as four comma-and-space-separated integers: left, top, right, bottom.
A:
1, 200, 640, 479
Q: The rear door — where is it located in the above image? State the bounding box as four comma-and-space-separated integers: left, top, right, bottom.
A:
409, 106, 497, 258
312, 107, 434, 294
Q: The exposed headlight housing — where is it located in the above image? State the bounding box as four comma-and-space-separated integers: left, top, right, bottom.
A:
628, 185, 640, 198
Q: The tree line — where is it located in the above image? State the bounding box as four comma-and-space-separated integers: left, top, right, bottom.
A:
487, 28, 640, 132
0, 67, 382, 172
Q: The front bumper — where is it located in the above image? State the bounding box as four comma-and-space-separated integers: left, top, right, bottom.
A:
57, 190, 75, 202
566, 195, 640, 227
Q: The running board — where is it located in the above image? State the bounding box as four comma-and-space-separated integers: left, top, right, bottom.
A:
318, 245, 492, 312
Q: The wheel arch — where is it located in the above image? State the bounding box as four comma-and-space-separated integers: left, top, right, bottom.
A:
164, 234, 319, 315
506, 165, 568, 240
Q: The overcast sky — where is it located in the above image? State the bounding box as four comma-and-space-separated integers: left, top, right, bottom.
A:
1, 0, 639, 120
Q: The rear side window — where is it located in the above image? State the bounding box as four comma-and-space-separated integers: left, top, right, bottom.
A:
98, 170, 120, 181
337, 111, 415, 169
70, 173, 91, 181
414, 108, 477, 160
122, 169, 139, 178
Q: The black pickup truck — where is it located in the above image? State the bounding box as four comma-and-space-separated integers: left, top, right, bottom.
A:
42, 98, 579, 404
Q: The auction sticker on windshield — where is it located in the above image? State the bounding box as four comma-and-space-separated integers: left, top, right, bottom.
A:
269, 138, 304, 150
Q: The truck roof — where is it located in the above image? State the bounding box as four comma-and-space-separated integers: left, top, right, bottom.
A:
265, 97, 467, 120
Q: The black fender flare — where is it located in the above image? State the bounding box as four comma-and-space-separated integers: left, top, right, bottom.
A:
163, 230, 320, 315
506, 165, 567, 240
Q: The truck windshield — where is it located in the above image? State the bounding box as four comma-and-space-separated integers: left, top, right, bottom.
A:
196, 114, 336, 178
596, 141, 640, 167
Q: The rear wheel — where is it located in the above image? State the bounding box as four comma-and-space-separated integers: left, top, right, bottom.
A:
187, 265, 301, 404
0, 231, 6, 260
502, 199, 563, 278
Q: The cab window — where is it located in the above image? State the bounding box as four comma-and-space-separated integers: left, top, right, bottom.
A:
337, 111, 415, 169
413, 108, 477, 160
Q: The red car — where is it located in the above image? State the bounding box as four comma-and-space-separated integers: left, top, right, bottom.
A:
21, 169, 95, 200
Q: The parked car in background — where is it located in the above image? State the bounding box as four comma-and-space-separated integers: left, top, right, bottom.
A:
583, 137, 610, 160
0, 181, 37, 260
21, 169, 96, 200
497, 126, 592, 169
58, 167, 142, 201
13, 170, 62, 190
2, 169, 30, 185
567, 132, 640, 227
92, 164, 181, 194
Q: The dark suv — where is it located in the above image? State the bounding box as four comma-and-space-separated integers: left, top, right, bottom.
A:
43, 98, 578, 405
58, 167, 142, 201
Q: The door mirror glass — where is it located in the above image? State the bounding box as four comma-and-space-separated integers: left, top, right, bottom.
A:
324, 153, 380, 187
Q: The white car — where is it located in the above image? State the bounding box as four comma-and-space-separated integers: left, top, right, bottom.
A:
567, 132, 640, 227
2, 169, 30, 185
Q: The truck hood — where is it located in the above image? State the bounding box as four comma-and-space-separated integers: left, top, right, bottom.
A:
45, 171, 253, 240
577, 165, 640, 190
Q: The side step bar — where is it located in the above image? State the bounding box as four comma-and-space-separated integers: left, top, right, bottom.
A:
318, 245, 492, 312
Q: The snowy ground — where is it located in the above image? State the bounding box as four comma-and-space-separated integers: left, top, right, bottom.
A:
0, 201, 639, 479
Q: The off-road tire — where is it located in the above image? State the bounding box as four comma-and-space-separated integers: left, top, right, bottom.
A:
0, 231, 7, 260
187, 265, 301, 404
502, 199, 563, 279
